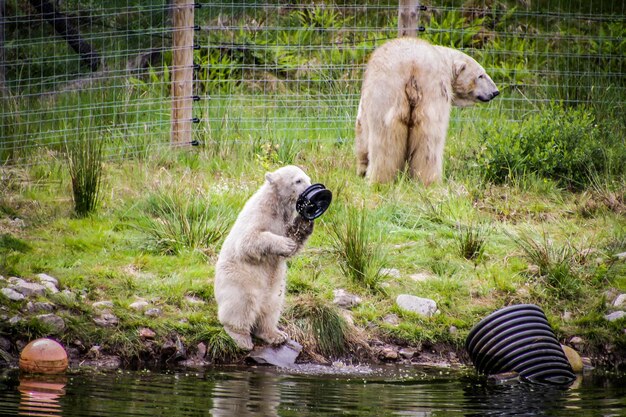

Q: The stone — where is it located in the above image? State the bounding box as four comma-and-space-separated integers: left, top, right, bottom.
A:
612, 294, 626, 308
396, 294, 438, 317
409, 272, 435, 282
0, 336, 12, 352
449, 326, 458, 335
570, 336, 583, 345
129, 301, 149, 311
144, 308, 162, 317
94, 313, 119, 327
184, 296, 205, 305
527, 264, 541, 276
25, 301, 55, 313
382, 314, 400, 326
379, 347, 398, 361
604, 311, 626, 322
247, 339, 302, 368
332, 289, 362, 309
139, 328, 156, 339
562, 311, 573, 321
9, 316, 22, 325
381, 268, 401, 278
399, 348, 416, 359
36, 273, 59, 287
1, 287, 25, 301
37, 314, 66, 333
9, 279, 46, 297
561, 344, 583, 373
92, 301, 114, 310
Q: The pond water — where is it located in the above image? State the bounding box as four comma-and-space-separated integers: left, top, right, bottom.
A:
0, 364, 624, 416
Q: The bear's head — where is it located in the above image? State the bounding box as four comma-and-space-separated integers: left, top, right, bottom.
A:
265, 165, 312, 205
451, 55, 499, 108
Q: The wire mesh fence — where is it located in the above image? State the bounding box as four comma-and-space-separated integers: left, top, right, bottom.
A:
1, 0, 624, 166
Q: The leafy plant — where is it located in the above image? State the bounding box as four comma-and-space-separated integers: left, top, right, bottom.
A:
476, 103, 623, 189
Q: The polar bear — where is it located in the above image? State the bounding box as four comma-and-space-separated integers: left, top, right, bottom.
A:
355, 38, 499, 185
214, 165, 314, 350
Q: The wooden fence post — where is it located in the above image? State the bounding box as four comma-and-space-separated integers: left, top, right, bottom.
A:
170, 0, 194, 147
398, 0, 421, 37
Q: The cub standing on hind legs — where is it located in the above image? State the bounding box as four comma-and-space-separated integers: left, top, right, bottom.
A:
214, 165, 314, 351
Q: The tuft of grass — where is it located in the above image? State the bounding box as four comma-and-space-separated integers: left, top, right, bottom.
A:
136, 190, 231, 256
329, 204, 387, 295
455, 222, 491, 263
66, 130, 105, 217
284, 294, 356, 359
200, 327, 243, 363
509, 230, 582, 300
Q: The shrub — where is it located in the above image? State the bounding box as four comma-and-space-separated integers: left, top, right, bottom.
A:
476, 104, 623, 189
66, 132, 105, 217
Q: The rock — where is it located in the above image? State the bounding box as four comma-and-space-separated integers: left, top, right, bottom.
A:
129, 301, 149, 311
604, 311, 626, 322
9, 279, 46, 297
247, 339, 302, 368
527, 264, 541, 276
37, 314, 66, 333
94, 313, 119, 327
383, 314, 400, 326
561, 344, 583, 373
0, 336, 12, 352
396, 294, 438, 317
409, 272, 435, 282
36, 273, 59, 287
449, 326, 458, 335
333, 289, 362, 309
570, 336, 584, 345
399, 348, 416, 359
562, 311, 573, 321
87, 345, 102, 359
36, 274, 59, 293
178, 343, 209, 368
184, 296, 205, 305
92, 301, 114, 310
9, 316, 22, 325
139, 328, 156, 339
145, 308, 162, 317
1, 287, 25, 301
25, 301, 55, 313
381, 268, 401, 278
379, 347, 398, 361
612, 294, 626, 308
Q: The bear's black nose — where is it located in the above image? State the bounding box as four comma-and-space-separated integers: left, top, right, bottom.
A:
492, 90, 500, 98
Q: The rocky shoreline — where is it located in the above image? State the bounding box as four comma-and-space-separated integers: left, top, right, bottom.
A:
1, 273, 625, 373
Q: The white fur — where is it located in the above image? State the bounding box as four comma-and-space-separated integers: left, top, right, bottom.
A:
214, 165, 311, 350
355, 38, 499, 185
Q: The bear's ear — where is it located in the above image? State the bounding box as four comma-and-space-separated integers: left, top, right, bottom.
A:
453, 60, 467, 78
265, 172, 275, 184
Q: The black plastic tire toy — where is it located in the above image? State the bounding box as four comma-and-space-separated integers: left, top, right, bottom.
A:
296, 183, 332, 220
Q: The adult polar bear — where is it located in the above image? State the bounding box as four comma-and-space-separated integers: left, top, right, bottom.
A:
355, 38, 499, 185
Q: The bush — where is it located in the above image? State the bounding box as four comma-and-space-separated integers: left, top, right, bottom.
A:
476, 104, 624, 189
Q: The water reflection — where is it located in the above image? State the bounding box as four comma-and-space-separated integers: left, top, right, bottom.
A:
18, 375, 66, 417
211, 370, 280, 416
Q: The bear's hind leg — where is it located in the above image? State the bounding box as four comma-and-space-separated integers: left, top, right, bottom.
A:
408, 127, 444, 186
253, 289, 288, 346
366, 117, 408, 184
217, 292, 258, 350
223, 325, 254, 351
355, 101, 369, 177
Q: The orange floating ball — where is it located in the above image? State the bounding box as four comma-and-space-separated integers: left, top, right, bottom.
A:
19, 338, 68, 374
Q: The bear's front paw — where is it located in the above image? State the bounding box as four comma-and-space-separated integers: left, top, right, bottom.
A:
224, 327, 254, 351
278, 237, 298, 257
258, 329, 288, 346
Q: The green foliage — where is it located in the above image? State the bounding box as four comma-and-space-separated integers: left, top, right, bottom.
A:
456, 222, 491, 263
509, 230, 582, 300
425, 10, 485, 48
329, 204, 387, 295
476, 104, 623, 189
135, 189, 232, 256
200, 327, 243, 363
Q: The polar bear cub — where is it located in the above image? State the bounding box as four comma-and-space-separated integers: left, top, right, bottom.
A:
214, 165, 313, 350
355, 38, 499, 185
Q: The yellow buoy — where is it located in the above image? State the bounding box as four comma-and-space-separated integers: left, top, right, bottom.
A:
19, 338, 68, 374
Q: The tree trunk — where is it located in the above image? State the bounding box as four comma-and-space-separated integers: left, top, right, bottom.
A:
28, 0, 100, 71
170, 0, 194, 147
